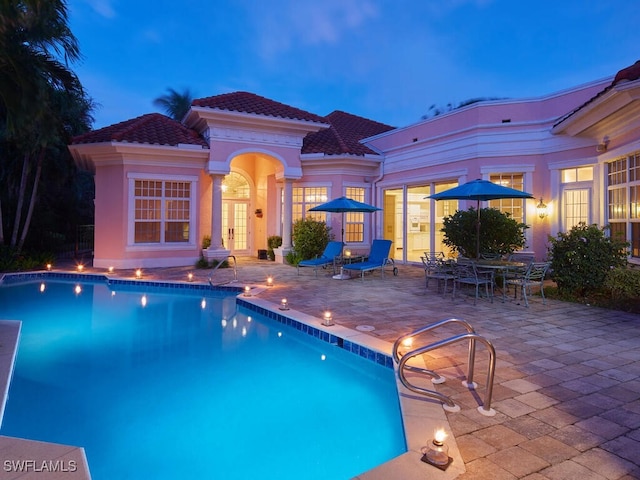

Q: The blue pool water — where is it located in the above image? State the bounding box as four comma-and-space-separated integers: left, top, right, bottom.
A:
0, 279, 405, 479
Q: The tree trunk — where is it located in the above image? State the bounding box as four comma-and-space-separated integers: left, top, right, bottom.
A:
0, 197, 4, 245
16, 148, 45, 254
10, 153, 31, 247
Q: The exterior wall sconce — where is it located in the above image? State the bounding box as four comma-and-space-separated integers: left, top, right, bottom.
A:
255, 208, 263, 218
536, 198, 548, 219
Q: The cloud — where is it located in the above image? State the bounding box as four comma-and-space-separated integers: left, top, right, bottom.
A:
247, 0, 379, 59
85, 0, 116, 19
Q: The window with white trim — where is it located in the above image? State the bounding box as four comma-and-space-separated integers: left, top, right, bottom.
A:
345, 187, 365, 242
488, 173, 525, 223
134, 179, 191, 244
292, 187, 327, 222
607, 152, 640, 257
561, 166, 593, 229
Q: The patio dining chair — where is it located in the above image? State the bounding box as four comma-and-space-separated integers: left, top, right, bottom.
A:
503, 252, 536, 294
504, 261, 551, 307
421, 256, 455, 295
452, 261, 494, 304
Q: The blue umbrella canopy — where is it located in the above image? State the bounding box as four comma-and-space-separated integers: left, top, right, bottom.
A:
427, 179, 534, 258
428, 179, 534, 201
309, 196, 381, 213
309, 197, 381, 252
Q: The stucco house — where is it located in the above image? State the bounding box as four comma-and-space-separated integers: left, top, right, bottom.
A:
69, 60, 640, 269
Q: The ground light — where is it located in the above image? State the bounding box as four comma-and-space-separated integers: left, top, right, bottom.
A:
421, 428, 451, 470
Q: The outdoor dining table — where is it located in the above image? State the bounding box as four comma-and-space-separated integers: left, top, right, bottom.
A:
474, 259, 526, 300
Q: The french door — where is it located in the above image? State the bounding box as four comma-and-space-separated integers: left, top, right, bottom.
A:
222, 200, 249, 255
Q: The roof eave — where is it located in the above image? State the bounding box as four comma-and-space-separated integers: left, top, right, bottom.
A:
552, 79, 640, 136
185, 106, 330, 134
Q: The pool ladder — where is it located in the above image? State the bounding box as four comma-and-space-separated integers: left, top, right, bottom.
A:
392, 318, 497, 416
208, 255, 238, 286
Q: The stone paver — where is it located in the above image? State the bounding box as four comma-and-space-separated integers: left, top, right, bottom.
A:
22, 258, 640, 479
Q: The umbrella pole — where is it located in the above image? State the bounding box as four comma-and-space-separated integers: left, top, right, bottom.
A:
476, 200, 481, 259
333, 212, 349, 280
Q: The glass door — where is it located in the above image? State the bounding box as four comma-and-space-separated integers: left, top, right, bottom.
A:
222, 201, 249, 255
383, 188, 404, 260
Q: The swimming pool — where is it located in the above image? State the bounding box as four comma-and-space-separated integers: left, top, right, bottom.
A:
0, 277, 406, 479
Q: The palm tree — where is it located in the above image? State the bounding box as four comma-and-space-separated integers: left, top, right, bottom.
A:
0, 0, 92, 252
153, 87, 194, 121
0, 0, 82, 132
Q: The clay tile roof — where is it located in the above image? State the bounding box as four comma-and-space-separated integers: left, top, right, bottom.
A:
192, 91, 328, 124
302, 110, 394, 156
613, 60, 640, 85
71, 113, 208, 148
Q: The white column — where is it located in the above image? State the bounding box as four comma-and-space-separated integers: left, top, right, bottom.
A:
204, 174, 231, 261
282, 179, 293, 249
275, 179, 293, 263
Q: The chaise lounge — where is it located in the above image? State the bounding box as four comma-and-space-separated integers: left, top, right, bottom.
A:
296, 241, 344, 277
342, 239, 394, 282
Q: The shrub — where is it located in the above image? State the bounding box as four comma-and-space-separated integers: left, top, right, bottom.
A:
441, 207, 528, 258
290, 218, 332, 263
548, 223, 628, 296
604, 266, 640, 300
202, 235, 211, 250
267, 235, 282, 261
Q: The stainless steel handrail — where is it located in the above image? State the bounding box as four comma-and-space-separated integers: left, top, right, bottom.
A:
208, 255, 238, 286
392, 318, 476, 384
393, 318, 497, 416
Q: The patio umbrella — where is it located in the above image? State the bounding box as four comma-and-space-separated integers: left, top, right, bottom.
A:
309, 196, 381, 279
427, 179, 534, 258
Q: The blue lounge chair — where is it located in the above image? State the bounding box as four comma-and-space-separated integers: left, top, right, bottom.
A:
296, 241, 344, 277
342, 239, 394, 282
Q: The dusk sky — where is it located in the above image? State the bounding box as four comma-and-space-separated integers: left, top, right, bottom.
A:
68, 0, 640, 130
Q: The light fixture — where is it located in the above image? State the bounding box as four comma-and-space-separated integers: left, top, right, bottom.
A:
322, 310, 334, 326
266, 276, 274, 287
244, 286, 251, 297
135, 269, 142, 279
46, 263, 52, 271
596, 136, 610, 153
344, 249, 352, 258
279, 298, 289, 310
536, 198, 548, 219
421, 428, 450, 469
107, 266, 114, 274
187, 272, 194, 282
77, 264, 84, 272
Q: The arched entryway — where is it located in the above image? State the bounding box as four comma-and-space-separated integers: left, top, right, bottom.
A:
221, 171, 251, 255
